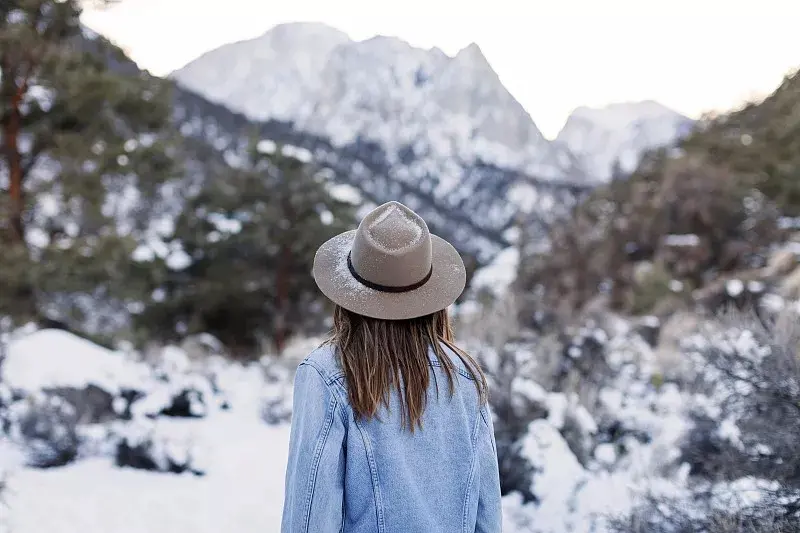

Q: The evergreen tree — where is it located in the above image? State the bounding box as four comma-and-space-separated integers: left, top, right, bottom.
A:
0, 0, 175, 333
686, 69, 800, 215
139, 139, 357, 357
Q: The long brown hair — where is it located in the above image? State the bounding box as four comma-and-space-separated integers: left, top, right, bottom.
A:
328, 305, 488, 431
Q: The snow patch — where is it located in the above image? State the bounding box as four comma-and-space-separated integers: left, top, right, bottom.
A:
3, 329, 149, 394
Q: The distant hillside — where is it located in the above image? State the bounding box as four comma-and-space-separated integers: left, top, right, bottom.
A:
521, 68, 800, 317
681, 68, 800, 214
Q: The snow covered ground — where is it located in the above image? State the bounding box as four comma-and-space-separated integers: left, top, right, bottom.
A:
0, 324, 653, 533
0, 328, 294, 533
3, 418, 290, 533
1, 305, 795, 533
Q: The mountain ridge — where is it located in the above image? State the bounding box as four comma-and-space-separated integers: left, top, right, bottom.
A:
555, 101, 694, 180
172, 22, 694, 186
171, 21, 579, 184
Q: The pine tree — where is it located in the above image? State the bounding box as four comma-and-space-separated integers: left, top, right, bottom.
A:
0, 0, 175, 332
139, 138, 357, 357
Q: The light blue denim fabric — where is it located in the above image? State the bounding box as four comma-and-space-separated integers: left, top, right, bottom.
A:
281, 343, 502, 533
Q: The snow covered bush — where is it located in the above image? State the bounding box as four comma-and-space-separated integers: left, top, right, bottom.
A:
7, 394, 80, 468
554, 321, 614, 398
469, 317, 619, 504
113, 421, 206, 476
601, 311, 800, 532
486, 309, 712, 532
481, 338, 544, 502
678, 312, 800, 505
607, 491, 800, 533
259, 361, 293, 425
129, 346, 217, 419
260, 395, 292, 425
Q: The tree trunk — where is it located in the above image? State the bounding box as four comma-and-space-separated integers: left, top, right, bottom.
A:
1, 65, 36, 320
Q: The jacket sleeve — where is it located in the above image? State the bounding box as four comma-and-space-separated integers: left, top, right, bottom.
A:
281, 362, 346, 533
476, 404, 503, 533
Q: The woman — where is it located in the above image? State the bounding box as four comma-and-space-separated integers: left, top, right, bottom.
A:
281, 201, 502, 533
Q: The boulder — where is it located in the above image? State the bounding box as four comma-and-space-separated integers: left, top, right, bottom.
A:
44, 384, 117, 424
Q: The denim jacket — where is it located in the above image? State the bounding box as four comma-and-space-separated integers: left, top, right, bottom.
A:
281, 343, 502, 533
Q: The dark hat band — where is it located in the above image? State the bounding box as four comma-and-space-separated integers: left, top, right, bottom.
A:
347, 252, 433, 293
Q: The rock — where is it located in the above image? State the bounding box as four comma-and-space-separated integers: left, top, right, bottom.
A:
44, 384, 116, 424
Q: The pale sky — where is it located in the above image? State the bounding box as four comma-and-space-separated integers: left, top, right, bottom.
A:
82, 0, 800, 138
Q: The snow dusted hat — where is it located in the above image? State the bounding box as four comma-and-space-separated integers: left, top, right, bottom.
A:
312, 201, 467, 320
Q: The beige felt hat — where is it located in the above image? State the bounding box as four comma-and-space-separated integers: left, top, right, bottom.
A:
312, 201, 467, 320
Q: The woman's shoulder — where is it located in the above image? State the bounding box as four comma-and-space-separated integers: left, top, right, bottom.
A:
299, 343, 343, 383
430, 341, 480, 382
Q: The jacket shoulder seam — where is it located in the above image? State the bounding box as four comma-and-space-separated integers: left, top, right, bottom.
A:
428, 359, 476, 381
299, 361, 348, 423
302, 350, 345, 384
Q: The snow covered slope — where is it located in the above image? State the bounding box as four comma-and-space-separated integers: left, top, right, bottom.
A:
555, 101, 694, 181
171, 22, 578, 183
173, 22, 349, 124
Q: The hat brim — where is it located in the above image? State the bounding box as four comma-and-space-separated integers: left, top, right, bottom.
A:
312, 230, 467, 320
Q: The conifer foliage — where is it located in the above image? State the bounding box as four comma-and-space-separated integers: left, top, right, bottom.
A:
0, 0, 175, 331
0, 1, 372, 355
137, 139, 356, 356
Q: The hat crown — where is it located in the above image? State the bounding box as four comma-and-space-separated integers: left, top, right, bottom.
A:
350, 202, 432, 288
367, 204, 424, 251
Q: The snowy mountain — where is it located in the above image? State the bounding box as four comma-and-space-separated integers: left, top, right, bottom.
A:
173, 22, 350, 124
168, 23, 597, 262
555, 101, 694, 181
172, 22, 580, 188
